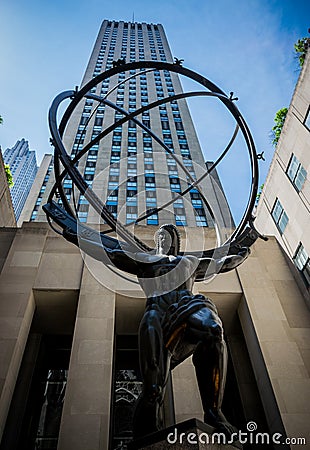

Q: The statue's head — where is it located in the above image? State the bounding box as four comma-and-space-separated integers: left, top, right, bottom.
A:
155, 224, 180, 256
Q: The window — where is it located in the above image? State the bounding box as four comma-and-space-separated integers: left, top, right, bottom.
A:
107, 204, 117, 214
78, 204, 89, 213
196, 216, 208, 227
271, 198, 289, 234
175, 215, 187, 226
287, 154, 307, 192
146, 196, 157, 205
174, 207, 185, 216
127, 197, 137, 206
78, 195, 88, 204
126, 213, 137, 224
85, 174, 94, 181
145, 175, 155, 189
147, 214, 159, 225
127, 182, 137, 188
63, 180, 72, 188
87, 154, 97, 161
194, 208, 206, 217
304, 107, 310, 130
294, 243, 310, 287
173, 198, 184, 209
85, 167, 96, 174
144, 164, 154, 173
78, 211, 88, 222
191, 199, 202, 207
108, 182, 119, 190
30, 210, 38, 221
110, 167, 120, 175
128, 169, 137, 176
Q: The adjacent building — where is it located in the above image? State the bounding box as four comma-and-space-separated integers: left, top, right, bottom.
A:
3, 139, 38, 221
256, 52, 310, 297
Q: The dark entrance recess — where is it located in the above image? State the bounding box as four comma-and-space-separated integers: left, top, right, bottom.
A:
0, 334, 72, 450
110, 335, 142, 449
110, 335, 175, 449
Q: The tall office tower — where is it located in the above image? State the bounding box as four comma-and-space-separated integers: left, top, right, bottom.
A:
0, 150, 16, 227
18, 154, 53, 226
3, 139, 38, 221
34, 20, 233, 230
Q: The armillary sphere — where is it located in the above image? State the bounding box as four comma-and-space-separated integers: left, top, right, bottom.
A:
44, 60, 266, 281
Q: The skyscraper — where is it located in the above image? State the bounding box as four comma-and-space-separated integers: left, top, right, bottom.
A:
18, 154, 53, 226
32, 20, 233, 231
0, 150, 16, 227
3, 139, 37, 221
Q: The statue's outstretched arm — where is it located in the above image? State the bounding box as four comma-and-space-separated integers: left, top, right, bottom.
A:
43, 201, 141, 275
215, 246, 250, 273
80, 237, 139, 275
195, 246, 250, 280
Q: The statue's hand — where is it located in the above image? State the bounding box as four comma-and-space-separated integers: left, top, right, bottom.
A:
217, 246, 250, 273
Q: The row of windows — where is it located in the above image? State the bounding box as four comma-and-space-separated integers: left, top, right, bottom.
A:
270, 152, 307, 235
291, 111, 309, 284
68, 183, 206, 228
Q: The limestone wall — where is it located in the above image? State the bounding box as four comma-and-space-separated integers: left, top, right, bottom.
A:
237, 236, 310, 446
0, 225, 309, 449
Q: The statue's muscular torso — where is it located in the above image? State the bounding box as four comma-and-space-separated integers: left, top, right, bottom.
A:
135, 254, 199, 300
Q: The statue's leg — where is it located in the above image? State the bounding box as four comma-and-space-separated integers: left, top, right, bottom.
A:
189, 307, 236, 437
133, 308, 169, 438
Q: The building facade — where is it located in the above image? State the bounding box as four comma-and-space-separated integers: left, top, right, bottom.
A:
256, 52, 310, 296
3, 139, 38, 221
32, 20, 233, 231
0, 224, 309, 450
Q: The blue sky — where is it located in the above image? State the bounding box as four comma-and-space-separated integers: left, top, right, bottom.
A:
0, 0, 309, 223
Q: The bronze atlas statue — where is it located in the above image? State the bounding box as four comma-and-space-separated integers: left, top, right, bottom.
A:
43, 60, 266, 440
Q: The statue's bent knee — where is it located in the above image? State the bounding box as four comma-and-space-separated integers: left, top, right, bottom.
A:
187, 307, 224, 344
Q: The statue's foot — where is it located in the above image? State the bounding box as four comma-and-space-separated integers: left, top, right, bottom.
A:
204, 409, 238, 439
133, 389, 163, 439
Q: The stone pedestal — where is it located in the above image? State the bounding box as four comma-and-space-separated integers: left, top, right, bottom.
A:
128, 419, 242, 449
